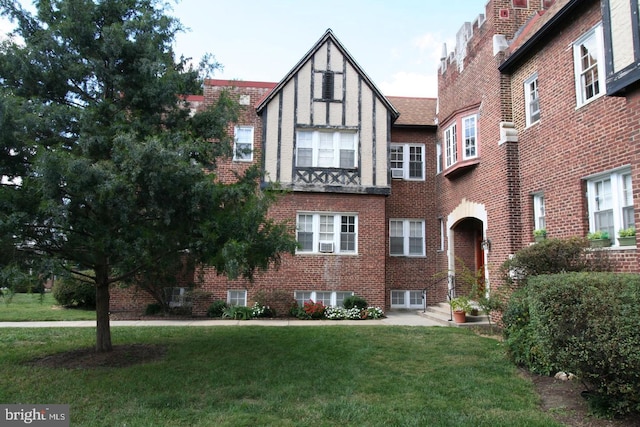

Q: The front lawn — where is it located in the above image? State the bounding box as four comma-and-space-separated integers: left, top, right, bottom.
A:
0, 326, 561, 426
0, 293, 96, 321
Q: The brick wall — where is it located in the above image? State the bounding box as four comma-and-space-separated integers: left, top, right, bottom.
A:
386, 126, 447, 305
511, 0, 639, 271
194, 192, 388, 315
436, 0, 639, 298
202, 81, 275, 184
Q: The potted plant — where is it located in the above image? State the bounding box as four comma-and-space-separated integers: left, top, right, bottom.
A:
449, 296, 471, 324
533, 228, 547, 242
618, 227, 636, 246
587, 230, 611, 248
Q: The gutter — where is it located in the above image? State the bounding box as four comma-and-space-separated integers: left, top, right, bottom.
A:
498, 0, 585, 74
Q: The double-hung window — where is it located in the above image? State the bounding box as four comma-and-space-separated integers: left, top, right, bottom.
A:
533, 193, 546, 231
297, 212, 358, 254
444, 123, 457, 168
390, 144, 424, 180
524, 74, 540, 126
233, 126, 254, 161
462, 115, 477, 160
574, 24, 605, 107
586, 168, 634, 242
436, 142, 443, 174
389, 219, 425, 256
296, 130, 357, 168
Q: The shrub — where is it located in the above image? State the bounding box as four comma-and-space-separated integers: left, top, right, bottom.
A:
503, 272, 640, 417
289, 304, 308, 319
250, 301, 274, 318
52, 275, 96, 309
207, 300, 228, 318
145, 303, 163, 315
303, 300, 326, 319
500, 237, 612, 288
343, 295, 368, 310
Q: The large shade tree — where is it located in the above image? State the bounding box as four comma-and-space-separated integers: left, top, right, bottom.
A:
0, 0, 297, 352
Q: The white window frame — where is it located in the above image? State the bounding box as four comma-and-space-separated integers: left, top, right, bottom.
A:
390, 290, 423, 309
436, 142, 443, 174
296, 212, 358, 254
524, 73, 540, 127
296, 130, 358, 169
389, 219, 425, 257
586, 167, 634, 244
294, 291, 354, 307
438, 218, 445, 251
227, 290, 247, 306
462, 114, 477, 160
573, 23, 605, 107
444, 123, 457, 168
390, 143, 425, 180
233, 126, 254, 162
533, 193, 546, 231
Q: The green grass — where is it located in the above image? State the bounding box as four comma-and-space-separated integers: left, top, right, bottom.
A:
0, 326, 562, 427
0, 293, 96, 321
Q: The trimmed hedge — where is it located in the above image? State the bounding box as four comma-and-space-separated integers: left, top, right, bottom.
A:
52, 275, 96, 309
500, 237, 612, 288
503, 272, 640, 416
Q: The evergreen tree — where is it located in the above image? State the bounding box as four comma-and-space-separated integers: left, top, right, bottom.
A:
0, 0, 296, 352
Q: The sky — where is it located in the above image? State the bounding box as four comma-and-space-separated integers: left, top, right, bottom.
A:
171, 0, 489, 98
0, 0, 490, 98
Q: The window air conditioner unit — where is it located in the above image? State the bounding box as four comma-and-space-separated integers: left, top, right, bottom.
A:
391, 169, 404, 179
319, 241, 335, 253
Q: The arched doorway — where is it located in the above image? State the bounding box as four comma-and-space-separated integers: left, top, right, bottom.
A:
446, 199, 489, 297
451, 218, 484, 295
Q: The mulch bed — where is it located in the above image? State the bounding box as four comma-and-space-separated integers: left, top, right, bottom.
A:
28, 344, 167, 369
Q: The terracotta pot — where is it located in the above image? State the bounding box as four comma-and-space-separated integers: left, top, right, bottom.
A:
453, 310, 466, 324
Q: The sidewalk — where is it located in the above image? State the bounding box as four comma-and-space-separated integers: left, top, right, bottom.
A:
0, 310, 442, 328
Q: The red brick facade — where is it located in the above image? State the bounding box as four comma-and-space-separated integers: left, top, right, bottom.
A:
111, 1, 640, 317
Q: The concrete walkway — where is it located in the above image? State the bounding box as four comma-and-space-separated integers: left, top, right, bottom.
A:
0, 310, 442, 328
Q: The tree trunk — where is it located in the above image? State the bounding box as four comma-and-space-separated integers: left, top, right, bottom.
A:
95, 275, 113, 353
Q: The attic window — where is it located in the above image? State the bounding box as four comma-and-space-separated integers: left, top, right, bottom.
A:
322, 71, 335, 100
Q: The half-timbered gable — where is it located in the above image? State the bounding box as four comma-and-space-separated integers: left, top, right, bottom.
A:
257, 29, 399, 194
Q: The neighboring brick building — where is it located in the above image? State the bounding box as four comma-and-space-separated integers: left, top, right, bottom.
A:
111, 0, 640, 316
437, 0, 639, 299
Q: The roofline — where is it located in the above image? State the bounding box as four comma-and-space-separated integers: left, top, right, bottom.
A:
256, 29, 400, 120
204, 79, 277, 89
498, 0, 584, 74
392, 124, 438, 130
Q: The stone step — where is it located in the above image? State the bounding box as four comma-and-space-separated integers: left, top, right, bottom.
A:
419, 302, 493, 328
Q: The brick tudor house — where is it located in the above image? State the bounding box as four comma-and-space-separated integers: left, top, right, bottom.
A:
111, 0, 640, 316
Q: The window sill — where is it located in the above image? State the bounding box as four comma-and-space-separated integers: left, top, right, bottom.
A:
443, 158, 480, 179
